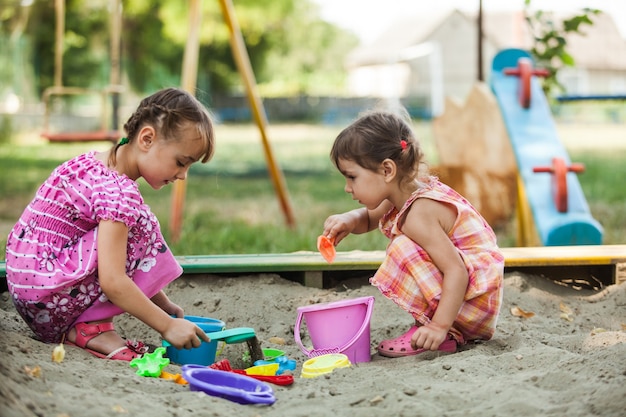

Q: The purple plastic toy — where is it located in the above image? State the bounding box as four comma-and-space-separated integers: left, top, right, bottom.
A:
181, 365, 276, 405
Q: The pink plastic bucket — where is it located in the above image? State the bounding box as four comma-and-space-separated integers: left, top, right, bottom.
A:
294, 296, 375, 364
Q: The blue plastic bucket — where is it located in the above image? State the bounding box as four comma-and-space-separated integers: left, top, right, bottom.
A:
164, 316, 225, 366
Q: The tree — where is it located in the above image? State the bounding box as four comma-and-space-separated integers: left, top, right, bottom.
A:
524, 0, 601, 97
121, 0, 186, 92
255, 1, 359, 96
0, 0, 34, 101
26, 0, 110, 96
16, 0, 357, 98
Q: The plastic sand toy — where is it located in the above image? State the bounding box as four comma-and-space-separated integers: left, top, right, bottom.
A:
300, 353, 351, 378
253, 355, 296, 375
317, 235, 336, 263
245, 362, 279, 376
182, 364, 276, 405
159, 370, 188, 385
211, 359, 294, 386
130, 347, 170, 377
262, 348, 285, 360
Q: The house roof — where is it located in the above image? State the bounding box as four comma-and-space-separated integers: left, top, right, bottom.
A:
347, 9, 626, 71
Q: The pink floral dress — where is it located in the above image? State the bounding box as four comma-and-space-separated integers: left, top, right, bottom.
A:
370, 177, 504, 343
5, 152, 182, 343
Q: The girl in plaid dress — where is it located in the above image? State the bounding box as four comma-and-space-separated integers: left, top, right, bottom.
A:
6, 88, 214, 360
322, 111, 504, 357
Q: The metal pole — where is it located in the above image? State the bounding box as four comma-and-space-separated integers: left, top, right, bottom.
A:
217, 0, 296, 228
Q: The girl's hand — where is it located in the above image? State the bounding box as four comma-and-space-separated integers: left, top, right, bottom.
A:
410, 322, 449, 351
322, 204, 390, 245
323, 213, 357, 246
162, 317, 210, 350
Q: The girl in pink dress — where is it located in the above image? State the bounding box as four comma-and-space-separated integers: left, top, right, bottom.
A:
321, 111, 504, 357
5, 87, 215, 361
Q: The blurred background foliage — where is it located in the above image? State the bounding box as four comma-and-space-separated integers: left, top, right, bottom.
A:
0, 0, 359, 99
0, 1, 619, 255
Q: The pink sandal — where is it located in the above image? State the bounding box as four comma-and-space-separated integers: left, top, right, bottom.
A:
65, 322, 148, 361
377, 325, 457, 358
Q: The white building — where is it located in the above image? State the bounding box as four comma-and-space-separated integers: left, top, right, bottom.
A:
345, 9, 626, 114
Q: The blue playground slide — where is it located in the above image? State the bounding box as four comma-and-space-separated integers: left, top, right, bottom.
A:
490, 48, 603, 246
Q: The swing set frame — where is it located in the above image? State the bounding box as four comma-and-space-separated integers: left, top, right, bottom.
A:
41, 0, 123, 144
42, 0, 295, 239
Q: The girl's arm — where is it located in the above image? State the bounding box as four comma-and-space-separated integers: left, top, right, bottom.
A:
97, 220, 208, 349
151, 290, 184, 318
400, 198, 469, 350
324, 200, 393, 245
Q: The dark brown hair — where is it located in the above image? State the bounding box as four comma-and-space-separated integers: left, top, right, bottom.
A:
330, 110, 426, 187
108, 87, 215, 166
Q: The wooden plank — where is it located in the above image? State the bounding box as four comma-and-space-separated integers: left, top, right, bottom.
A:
176, 251, 385, 274
176, 245, 626, 288
2, 246, 625, 286
177, 245, 626, 273
303, 271, 324, 289
500, 245, 626, 267
616, 263, 626, 286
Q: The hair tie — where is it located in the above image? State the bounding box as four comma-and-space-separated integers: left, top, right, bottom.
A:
118, 137, 129, 146
400, 140, 408, 151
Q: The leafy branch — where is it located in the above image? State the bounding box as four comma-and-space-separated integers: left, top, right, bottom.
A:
524, 0, 601, 97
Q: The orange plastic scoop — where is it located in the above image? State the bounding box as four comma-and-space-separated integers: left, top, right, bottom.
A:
317, 235, 336, 264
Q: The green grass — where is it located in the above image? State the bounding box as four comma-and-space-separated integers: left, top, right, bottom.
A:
568, 149, 626, 245
0, 122, 624, 259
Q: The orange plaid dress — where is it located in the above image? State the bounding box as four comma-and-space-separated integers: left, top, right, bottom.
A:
370, 177, 504, 343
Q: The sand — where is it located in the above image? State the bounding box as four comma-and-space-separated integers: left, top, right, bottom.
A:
1, 270, 625, 417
